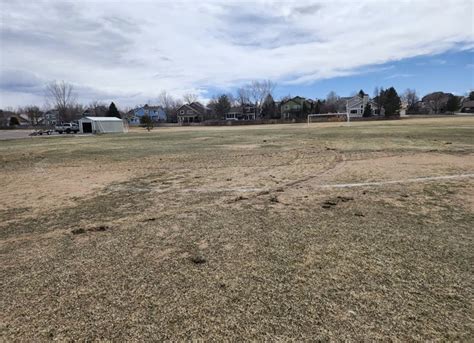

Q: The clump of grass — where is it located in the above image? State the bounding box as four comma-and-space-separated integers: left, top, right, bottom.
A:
189, 255, 206, 265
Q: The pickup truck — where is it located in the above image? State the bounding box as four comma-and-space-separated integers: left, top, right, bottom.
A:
55, 123, 79, 134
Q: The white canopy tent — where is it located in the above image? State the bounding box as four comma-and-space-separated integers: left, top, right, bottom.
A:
79, 117, 125, 134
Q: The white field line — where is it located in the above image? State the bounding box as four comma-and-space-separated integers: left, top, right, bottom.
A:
317, 173, 474, 189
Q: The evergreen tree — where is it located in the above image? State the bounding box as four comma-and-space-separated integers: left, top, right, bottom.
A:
302, 101, 310, 117
446, 95, 460, 112
107, 102, 121, 118
363, 103, 372, 117
469, 91, 474, 101
140, 114, 153, 131
380, 87, 401, 116
261, 94, 277, 118
314, 100, 321, 114
358, 89, 365, 98
214, 94, 231, 118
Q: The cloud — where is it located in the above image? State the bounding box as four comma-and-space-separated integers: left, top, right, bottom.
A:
384, 73, 415, 80
0, 0, 473, 107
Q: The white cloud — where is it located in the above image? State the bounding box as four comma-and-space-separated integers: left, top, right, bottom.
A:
385, 73, 415, 80
0, 0, 473, 107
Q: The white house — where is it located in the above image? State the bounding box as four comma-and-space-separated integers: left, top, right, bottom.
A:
79, 117, 125, 134
346, 94, 382, 117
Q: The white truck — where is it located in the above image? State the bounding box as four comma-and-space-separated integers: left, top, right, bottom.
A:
55, 123, 79, 134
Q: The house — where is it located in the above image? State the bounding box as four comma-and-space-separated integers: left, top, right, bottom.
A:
225, 104, 257, 121
43, 109, 59, 125
79, 117, 125, 134
346, 93, 381, 117
129, 105, 167, 125
460, 100, 474, 113
176, 102, 210, 124
280, 96, 312, 119
399, 101, 409, 116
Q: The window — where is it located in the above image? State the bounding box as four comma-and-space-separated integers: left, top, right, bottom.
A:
180, 110, 184, 114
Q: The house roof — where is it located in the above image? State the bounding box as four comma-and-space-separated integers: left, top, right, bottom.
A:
461, 100, 474, 108
142, 105, 164, 110
177, 102, 208, 115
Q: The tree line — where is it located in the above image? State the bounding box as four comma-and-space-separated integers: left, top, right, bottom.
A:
1, 80, 472, 127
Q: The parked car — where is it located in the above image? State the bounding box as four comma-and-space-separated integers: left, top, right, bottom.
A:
55, 123, 79, 134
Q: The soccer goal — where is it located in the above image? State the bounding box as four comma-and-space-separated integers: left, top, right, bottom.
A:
307, 113, 350, 125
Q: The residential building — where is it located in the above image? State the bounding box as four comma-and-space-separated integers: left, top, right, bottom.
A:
177, 102, 210, 123
43, 109, 59, 125
129, 104, 167, 125
460, 100, 474, 113
225, 104, 257, 120
346, 93, 381, 117
280, 96, 312, 119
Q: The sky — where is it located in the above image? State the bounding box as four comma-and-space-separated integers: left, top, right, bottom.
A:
0, 0, 473, 109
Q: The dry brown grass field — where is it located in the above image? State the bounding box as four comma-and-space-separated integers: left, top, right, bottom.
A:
1, 117, 473, 340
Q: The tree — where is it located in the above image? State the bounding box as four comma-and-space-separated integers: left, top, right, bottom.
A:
248, 80, 276, 116
402, 89, 419, 112
373, 87, 385, 115
363, 103, 372, 117
140, 114, 153, 131
157, 91, 182, 123
88, 101, 108, 116
423, 92, 449, 114
446, 95, 461, 113
45, 81, 77, 122
261, 94, 277, 119
183, 93, 198, 104
0, 110, 8, 127
107, 102, 121, 118
325, 91, 339, 113
236, 87, 250, 110
469, 91, 474, 100
214, 94, 231, 118
314, 100, 322, 114
25, 106, 43, 126
380, 87, 401, 116
9, 116, 19, 126
358, 89, 365, 98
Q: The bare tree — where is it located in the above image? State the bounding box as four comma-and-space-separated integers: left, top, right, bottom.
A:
24, 106, 43, 126
425, 92, 447, 114
87, 100, 108, 116
247, 80, 276, 116
325, 91, 340, 113
157, 90, 183, 123
182, 93, 198, 104
402, 89, 419, 112
158, 91, 182, 111
236, 87, 250, 112
45, 81, 77, 122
